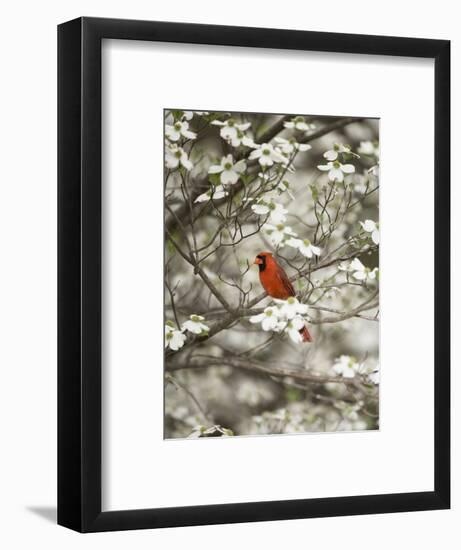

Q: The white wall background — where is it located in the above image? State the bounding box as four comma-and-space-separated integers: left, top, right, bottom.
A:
0, 1, 457, 548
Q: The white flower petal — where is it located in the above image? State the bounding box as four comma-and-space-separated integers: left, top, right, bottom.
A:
233, 159, 247, 173
353, 271, 367, 280
221, 170, 239, 185
350, 258, 365, 271
242, 136, 257, 148
194, 192, 210, 203
341, 164, 355, 174
361, 219, 376, 232
165, 155, 179, 169
236, 122, 251, 131
287, 327, 303, 343
291, 316, 305, 330
324, 150, 338, 161
269, 211, 287, 225
249, 149, 262, 160
252, 204, 270, 215
182, 129, 197, 140
165, 127, 180, 142
258, 155, 274, 167
329, 168, 344, 182
249, 313, 265, 324
261, 316, 279, 331
181, 156, 193, 171
208, 164, 223, 174
286, 237, 302, 249
221, 127, 238, 141
296, 122, 309, 131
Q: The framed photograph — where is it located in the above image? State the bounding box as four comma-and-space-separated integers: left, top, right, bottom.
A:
58, 17, 450, 532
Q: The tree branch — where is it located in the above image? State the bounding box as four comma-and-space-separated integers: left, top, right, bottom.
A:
165, 242, 378, 357
166, 116, 363, 234
166, 228, 234, 314
166, 354, 366, 388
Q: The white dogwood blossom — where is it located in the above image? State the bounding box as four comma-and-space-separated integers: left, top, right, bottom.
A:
263, 223, 297, 247
251, 200, 288, 224
165, 143, 193, 171
250, 306, 284, 332
229, 132, 256, 148
165, 323, 186, 351
350, 170, 370, 194
349, 258, 379, 282
165, 120, 197, 142
211, 119, 255, 147
249, 299, 311, 344
358, 140, 379, 158
249, 143, 288, 167
360, 219, 380, 245
194, 184, 228, 203
369, 164, 380, 177
251, 203, 271, 216
353, 362, 380, 385
284, 116, 316, 132
182, 110, 209, 120
274, 137, 312, 155
332, 355, 364, 378
274, 296, 308, 319
182, 314, 209, 335
208, 154, 247, 185
317, 160, 355, 182
211, 118, 250, 137
323, 143, 359, 161
286, 237, 321, 258
276, 179, 295, 199
285, 316, 306, 343
368, 366, 380, 385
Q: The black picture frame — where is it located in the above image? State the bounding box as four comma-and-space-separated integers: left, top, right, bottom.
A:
58, 16, 450, 532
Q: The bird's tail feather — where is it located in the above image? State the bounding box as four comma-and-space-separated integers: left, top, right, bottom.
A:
299, 325, 313, 343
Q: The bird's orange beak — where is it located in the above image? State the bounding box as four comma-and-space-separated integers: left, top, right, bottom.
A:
254, 257, 263, 265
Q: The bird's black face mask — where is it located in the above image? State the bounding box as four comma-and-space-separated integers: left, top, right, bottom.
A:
255, 254, 267, 272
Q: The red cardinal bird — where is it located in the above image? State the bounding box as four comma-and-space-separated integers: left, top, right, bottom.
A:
254, 251, 313, 343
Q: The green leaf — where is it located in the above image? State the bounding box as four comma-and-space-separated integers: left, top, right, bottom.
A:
166, 239, 176, 255
286, 387, 302, 402
171, 110, 183, 121
310, 184, 319, 201
208, 173, 221, 186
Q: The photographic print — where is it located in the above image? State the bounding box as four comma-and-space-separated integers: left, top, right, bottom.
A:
164, 109, 379, 440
